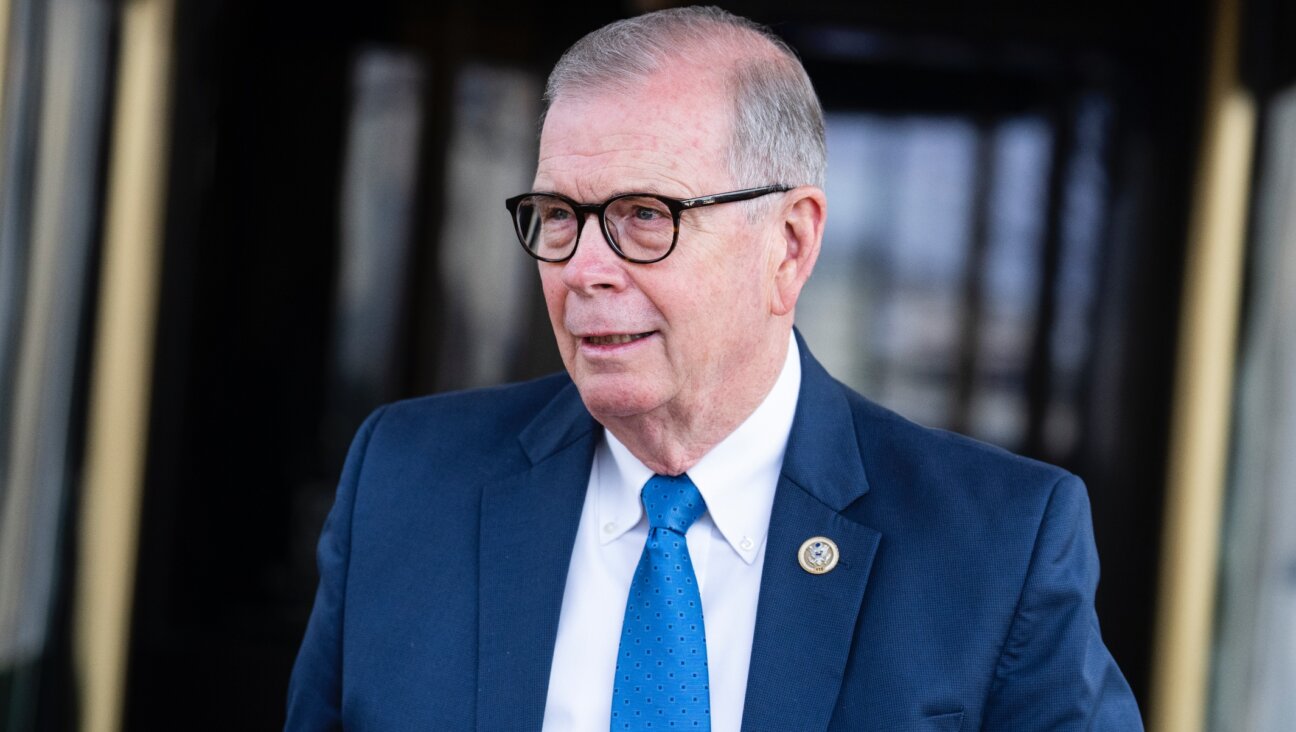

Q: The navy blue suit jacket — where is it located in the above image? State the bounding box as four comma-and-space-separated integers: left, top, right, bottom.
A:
286, 340, 1141, 730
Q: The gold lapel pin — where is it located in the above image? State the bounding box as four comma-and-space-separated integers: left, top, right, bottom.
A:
798, 536, 840, 574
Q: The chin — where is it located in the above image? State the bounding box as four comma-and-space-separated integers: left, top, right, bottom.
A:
573, 380, 666, 423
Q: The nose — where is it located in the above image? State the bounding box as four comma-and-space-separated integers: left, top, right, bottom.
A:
559, 213, 629, 294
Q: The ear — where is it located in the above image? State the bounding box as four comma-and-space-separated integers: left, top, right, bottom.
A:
769, 186, 826, 317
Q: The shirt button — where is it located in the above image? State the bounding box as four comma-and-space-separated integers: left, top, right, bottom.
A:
740, 537, 754, 551
603, 522, 616, 534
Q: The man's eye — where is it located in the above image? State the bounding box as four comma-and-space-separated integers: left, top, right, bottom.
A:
634, 206, 665, 221
544, 207, 572, 222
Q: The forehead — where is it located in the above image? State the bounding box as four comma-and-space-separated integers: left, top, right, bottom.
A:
535, 73, 734, 199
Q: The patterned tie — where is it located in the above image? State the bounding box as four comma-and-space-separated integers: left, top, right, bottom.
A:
611, 474, 711, 731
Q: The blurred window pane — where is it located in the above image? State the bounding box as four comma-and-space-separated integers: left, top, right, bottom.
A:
1211, 83, 1296, 732
0, 0, 113, 726
433, 62, 542, 391
799, 104, 1111, 458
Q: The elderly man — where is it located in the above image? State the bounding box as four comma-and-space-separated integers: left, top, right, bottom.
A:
287, 7, 1141, 731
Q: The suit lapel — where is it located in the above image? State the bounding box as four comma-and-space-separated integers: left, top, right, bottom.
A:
741, 337, 883, 731
477, 381, 597, 731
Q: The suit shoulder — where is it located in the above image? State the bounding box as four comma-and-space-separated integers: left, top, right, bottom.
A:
377, 371, 571, 431
831, 380, 1093, 596
352, 372, 575, 474
838, 380, 1073, 503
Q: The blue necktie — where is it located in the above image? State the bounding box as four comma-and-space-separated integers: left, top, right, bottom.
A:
611, 474, 711, 731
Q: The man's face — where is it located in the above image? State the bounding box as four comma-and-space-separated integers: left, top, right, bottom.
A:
534, 73, 782, 428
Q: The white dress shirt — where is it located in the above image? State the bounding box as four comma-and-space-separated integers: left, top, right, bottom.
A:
543, 334, 802, 732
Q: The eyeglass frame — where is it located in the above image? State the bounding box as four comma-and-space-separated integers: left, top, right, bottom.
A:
504, 184, 793, 264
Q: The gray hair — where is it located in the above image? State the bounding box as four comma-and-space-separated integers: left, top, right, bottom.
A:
542, 6, 826, 191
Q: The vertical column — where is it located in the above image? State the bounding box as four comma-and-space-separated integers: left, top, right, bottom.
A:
74, 1, 175, 731
0, 0, 10, 126
1150, 0, 1256, 729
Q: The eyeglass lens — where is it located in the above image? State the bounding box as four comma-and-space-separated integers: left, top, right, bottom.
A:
513, 194, 675, 262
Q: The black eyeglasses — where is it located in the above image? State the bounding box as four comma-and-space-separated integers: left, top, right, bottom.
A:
504, 184, 791, 264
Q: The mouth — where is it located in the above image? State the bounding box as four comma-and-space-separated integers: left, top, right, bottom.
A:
582, 331, 655, 346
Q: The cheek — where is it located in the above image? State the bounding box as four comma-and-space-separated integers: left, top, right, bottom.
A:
539, 267, 563, 306
707, 248, 773, 316
667, 272, 752, 346
539, 270, 570, 335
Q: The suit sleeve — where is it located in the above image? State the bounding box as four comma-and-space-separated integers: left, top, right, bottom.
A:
284, 406, 387, 731
981, 474, 1144, 730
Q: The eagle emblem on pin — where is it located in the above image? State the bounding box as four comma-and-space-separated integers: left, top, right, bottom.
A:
798, 536, 840, 574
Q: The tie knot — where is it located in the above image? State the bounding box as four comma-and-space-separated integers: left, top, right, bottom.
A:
642, 474, 706, 534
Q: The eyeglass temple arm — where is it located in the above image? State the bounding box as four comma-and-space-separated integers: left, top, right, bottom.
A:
677, 184, 792, 209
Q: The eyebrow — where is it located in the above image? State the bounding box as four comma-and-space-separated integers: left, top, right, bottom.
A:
531, 188, 687, 202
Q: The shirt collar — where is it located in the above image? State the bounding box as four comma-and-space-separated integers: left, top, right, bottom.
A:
596, 333, 802, 564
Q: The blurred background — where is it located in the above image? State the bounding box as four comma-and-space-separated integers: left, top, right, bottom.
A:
0, 0, 1292, 730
